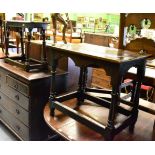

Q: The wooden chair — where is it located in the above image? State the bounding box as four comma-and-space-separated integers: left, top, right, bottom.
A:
119, 13, 155, 51
50, 13, 83, 44
67, 20, 83, 43
53, 20, 83, 43
123, 78, 154, 101
119, 13, 155, 108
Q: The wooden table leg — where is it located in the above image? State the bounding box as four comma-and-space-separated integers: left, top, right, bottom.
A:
19, 28, 24, 56
50, 59, 58, 116
77, 67, 87, 106
41, 28, 47, 63
129, 63, 145, 133
105, 70, 122, 140
5, 27, 10, 56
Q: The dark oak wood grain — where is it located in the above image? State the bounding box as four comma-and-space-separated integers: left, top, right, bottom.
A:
45, 42, 149, 140
4, 20, 50, 71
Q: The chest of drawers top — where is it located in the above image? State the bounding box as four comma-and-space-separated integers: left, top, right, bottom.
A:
0, 60, 51, 82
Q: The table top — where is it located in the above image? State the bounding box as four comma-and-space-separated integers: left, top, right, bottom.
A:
31, 41, 150, 64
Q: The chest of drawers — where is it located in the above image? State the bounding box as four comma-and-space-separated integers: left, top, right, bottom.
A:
0, 61, 51, 140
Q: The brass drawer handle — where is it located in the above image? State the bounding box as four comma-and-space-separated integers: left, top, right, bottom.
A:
15, 95, 19, 100
15, 125, 20, 131
16, 109, 20, 115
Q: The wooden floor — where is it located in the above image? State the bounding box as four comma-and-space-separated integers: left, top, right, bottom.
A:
44, 98, 155, 141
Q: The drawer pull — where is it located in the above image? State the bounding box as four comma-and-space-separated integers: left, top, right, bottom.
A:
0, 109, 2, 113
0, 96, 1, 99
16, 109, 20, 115
15, 125, 20, 131
15, 95, 19, 100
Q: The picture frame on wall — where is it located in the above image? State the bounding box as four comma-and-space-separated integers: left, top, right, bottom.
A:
33, 13, 43, 22
89, 17, 95, 23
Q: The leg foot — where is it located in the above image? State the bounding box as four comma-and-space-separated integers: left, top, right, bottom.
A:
129, 124, 135, 134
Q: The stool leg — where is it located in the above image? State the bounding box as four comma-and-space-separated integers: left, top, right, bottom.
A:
129, 109, 138, 134
19, 28, 24, 57
106, 73, 122, 140
50, 59, 58, 116
77, 67, 87, 106
129, 63, 145, 134
129, 81, 139, 134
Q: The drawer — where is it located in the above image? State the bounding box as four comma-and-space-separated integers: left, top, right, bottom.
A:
0, 70, 7, 83
91, 77, 111, 89
0, 105, 29, 140
6, 75, 29, 97
1, 84, 29, 111
0, 91, 29, 126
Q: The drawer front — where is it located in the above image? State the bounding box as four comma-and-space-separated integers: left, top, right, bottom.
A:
0, 70, 7, 88
0, 105, 29, 140
6, 75, 29, 97
0, 84, 29, 111
0, 91, 29, 126
0, 70, 6, 81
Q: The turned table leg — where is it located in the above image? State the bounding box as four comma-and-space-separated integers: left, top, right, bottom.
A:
41, 28, 47, 63
19, 28, 24, 56
5, 27, 10, 57
129, 63, 145, 133
50, 59, 58, 116
77, 67, 88, 106
105, 70, 122, 140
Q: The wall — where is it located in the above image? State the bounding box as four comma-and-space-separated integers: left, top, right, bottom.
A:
68, 13, 120, 33
19, 13, 120, 34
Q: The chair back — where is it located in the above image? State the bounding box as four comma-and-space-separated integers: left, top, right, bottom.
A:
119, 13, 155, 57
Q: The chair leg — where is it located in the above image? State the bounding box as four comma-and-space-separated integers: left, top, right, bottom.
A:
146, 90, 149, 101
149, 88, 154, 101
